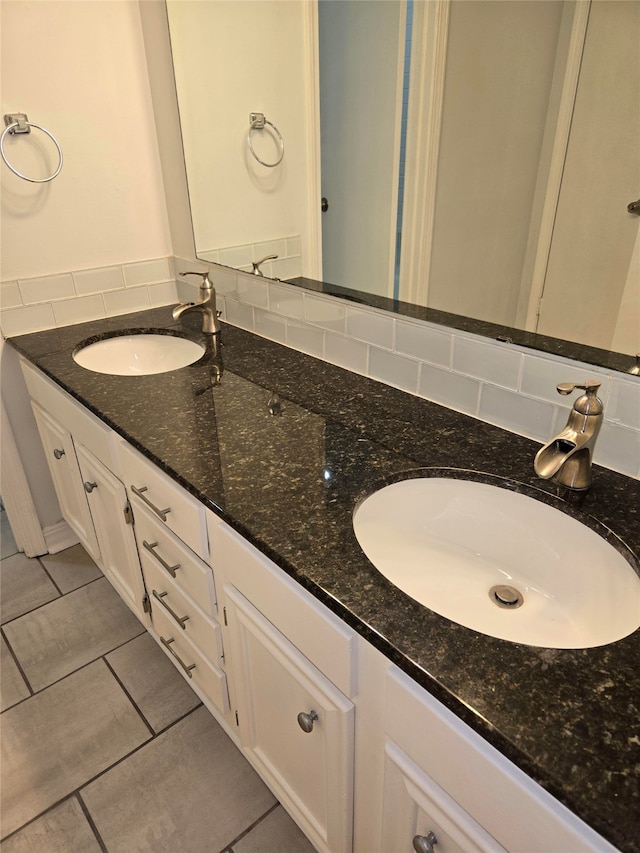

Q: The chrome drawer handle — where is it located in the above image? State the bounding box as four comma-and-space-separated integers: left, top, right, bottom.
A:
297, 710, 318, 733
152, 589, 189, 629
142, 540, 180, 578
160, 635, 196, 678
413, 832, 438, 853
53, 448, 65, 460
131, 485, 171, 522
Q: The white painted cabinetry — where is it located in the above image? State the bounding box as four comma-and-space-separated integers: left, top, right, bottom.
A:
30, 401, 100, 562
224, 584, 354, 853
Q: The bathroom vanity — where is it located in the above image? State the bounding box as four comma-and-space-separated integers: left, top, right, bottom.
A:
7, 308, 640, 853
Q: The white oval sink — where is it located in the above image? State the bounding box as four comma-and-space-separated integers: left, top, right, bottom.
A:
353, 477, 639, 649
73, 333, 205, 376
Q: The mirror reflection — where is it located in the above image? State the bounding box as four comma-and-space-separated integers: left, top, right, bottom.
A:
166, 0, 639, 362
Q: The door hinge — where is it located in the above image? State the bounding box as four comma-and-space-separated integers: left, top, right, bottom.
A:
235, 709, 239, 727
223, 606, 228, 626
124, 501, 134, 525
142, 593, 152, 614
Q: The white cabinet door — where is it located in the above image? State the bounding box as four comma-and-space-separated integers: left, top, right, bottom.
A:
381, 742, 507, 853
224, 584, 354, 853
31, 401, 100, 561
76, 444, 146, 618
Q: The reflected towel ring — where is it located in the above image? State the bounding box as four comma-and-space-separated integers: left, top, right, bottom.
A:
1, 113, 63, 183
247, 112, 284, 168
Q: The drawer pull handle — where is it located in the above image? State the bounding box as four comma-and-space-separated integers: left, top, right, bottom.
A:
84, 481, 98, 493
131, 485, 171, 522
413, 833, 438, 853
297, 710, 318, 733
152, 589, 189, 629
53, 448, 65, 460
160, 635, 196, 678
142, 540, 180, 578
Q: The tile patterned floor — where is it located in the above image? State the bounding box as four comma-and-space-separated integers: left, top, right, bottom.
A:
0, 522, 315, 852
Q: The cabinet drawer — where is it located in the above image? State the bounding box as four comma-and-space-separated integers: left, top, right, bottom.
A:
143, 550, 223, 668
133, 504, 217, 618
151, 601, 229, 717
120, 441, 208, 559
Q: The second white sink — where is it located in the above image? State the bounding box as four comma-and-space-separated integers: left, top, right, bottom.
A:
353, 476, 639, 649
73, 332, 205, 376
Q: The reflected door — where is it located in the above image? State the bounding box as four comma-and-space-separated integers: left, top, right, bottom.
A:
537, 0, 640, 353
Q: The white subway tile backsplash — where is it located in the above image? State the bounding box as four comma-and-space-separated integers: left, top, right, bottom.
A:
218, 245, 254, 268
223, 298, 254, 331
74, 266, 125, 296
395, 319, 451, 367
418, 363, 480, 415
53, 295, 106, 327
18, 273, 75, 305
453, 336, 522, 389
596, 422, 640, 477
324, 332, 368, 375
304, 294, 346, 333
369, 348, 419, 393
0, 304, 56, 336
287, 319, 324, 358
103, 286, 150, 316
479, 385, 556, 442
148, 281, 179, 308
607, 377, 640, 427
346, 307, 394, 349
0, 281, 22, 309
123, 258, 170, 287
268, 282, 304, 320
237, 277, 269, 308
272, 256, 302, 280
520, 354, 608, 407
212, 265, 239, 296
255, 308, 287, 344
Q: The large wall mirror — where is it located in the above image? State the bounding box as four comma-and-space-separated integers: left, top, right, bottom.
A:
166, 0, 639, 372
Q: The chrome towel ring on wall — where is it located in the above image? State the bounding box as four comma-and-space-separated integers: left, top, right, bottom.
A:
1, 113, 63, 183
247, 112, 284, 168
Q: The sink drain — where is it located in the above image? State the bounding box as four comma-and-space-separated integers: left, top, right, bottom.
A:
490, 585, 524, 609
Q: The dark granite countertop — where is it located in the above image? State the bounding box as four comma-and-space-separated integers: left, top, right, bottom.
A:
7, 308, 640, 853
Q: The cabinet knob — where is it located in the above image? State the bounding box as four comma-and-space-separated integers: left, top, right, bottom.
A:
413, 832, 438, 853
84, 481, 98, 493
53, 448, 65, 460
297, 710, 318, 733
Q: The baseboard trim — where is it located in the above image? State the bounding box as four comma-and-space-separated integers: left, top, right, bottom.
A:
43, 520, 79, 554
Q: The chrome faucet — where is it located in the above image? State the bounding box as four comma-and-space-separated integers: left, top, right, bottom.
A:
534, 380, 604, 491
251, 254, 278, 276
173, 271, 221, 335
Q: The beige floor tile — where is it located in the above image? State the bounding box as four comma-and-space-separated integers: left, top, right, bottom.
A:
0, 797, 102, 853
3, 577, 144, 691
0, 636, 30, 712
0, 660, 150, 839
0, 553, 59, 624
82, 705, 276, 852
234, 805, 316, 853
1, 511, 19, 559
106, 632, 200, 733
39, 544, 102, 594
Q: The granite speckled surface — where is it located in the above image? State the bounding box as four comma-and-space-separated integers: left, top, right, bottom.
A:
7, 307, 640, 853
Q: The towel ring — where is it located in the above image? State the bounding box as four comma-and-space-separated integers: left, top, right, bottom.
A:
1, 114, 63, 183
247, 112, 284, 168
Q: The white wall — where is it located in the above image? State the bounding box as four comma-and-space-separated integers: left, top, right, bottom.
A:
0, 0, 171, 282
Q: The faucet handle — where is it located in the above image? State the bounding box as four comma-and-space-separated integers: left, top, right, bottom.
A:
557, 380, 603, 415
